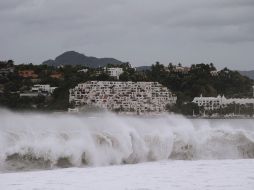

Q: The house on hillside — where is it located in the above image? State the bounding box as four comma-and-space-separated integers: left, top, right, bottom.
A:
172, 66, 190, 74
20, 84, 57, 97
78, 69, 89, 73
210, 70, 219, 77
18, 70, 38, 78
104, 67, 123, 79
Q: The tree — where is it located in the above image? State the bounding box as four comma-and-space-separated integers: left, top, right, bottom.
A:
168, 63, 173, 71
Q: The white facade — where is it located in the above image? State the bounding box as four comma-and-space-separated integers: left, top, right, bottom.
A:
193, 95, 254, 110
78, 69, 88, 73
210, 70, 219, 76
172, 66, 190, 74
104, 68, 123, 79
68, 108, 79, 113
69, 81, 177, 113
31, 84, 57, 94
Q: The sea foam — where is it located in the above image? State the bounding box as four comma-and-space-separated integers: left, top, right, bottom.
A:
0, 109, 253, 172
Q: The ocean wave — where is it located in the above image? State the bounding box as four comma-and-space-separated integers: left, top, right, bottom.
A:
0, 109, 254, 172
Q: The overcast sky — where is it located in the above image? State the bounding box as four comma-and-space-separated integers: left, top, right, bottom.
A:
0, 0, 254, 70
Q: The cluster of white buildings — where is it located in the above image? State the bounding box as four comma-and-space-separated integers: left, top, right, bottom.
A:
192, 94, 254, 111
69, 81, 177, 113
20, 84, 57, 97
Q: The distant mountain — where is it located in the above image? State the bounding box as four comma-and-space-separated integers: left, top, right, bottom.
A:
42, 51, 124, 68
135, 66, 151, 71
239, 70, 254, 80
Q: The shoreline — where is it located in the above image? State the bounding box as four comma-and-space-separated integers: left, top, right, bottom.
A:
1, 108, 254, 119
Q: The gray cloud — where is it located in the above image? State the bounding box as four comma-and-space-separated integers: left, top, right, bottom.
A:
0, 0, 254, 70
0, 0, 30, 11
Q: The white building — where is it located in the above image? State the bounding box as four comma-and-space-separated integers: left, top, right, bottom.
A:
31, 84, 57, 94
210, 70, 219, 76
78, 69, 88, 73
172, 66, 190, 74
68, 108, 79, 113
104, 67, 123, 79
69, 81, 177, 113
193, 95, 254, 110
20, 84, 57, 97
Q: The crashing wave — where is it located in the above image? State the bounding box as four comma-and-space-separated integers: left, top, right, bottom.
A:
0, 109, 254, 172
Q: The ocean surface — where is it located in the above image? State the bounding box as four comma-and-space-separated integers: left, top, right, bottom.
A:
0, 109, 253, 189
1, 159, 253, 190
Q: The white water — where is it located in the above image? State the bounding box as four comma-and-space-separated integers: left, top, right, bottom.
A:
0, 109, 254, 172
1, 160, 254, 190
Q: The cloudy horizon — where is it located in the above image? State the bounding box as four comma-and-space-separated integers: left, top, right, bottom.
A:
0, 0, 254, 70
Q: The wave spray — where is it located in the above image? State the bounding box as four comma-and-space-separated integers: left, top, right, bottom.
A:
0, 109, 254, 172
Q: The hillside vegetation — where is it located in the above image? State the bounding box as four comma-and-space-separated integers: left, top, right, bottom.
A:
0, 60, 253, 115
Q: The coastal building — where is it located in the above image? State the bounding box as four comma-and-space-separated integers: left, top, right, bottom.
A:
31, 84, 57, 94
78, 69, 89, 73
192, 95, 254, 110
104, 67, 123, 79
95, 70, 103, 76
68, 108, 79, 113
69, 81, 177, 113
20, 84, 57, 97
210, 70, 219, 77
172, 66, 190, 74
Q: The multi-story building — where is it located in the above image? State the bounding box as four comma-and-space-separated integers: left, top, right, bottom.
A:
104, 67, 123, 79
172, 66, 190, 74
192, 94, 254, 110
20, 84, 57, 97
69, 81, 177, 113
31, 84, 57, 94
210, 70, 219, 77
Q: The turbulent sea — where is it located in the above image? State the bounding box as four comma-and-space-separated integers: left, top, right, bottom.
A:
0, 109, 254, 173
